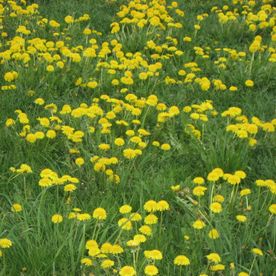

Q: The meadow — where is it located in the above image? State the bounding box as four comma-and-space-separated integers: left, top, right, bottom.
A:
0, 0, 275, 275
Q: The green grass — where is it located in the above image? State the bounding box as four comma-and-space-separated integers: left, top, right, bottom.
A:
0, 0, 275, 275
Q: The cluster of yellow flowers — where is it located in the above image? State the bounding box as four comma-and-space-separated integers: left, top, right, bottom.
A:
0, 0, 275, 274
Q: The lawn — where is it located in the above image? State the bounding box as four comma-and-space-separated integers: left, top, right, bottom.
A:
0, 0, 275, 275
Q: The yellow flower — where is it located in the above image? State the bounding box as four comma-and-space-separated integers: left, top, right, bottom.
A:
101, 259, 114, 269
144, 250, 163, 260
76, 213, 91, 221
144, 265, 158, 276
269, 204, 276, 214
144, 214, 158, 225
240, 188, 251, 197
119, 266, 136, 276
123, 148, 137, 159
5, 118, 15, 127
130, 212, 142, 221
119, 205, 132, 214
245, 80, 254, 87
87, 81, 98, 89
171, 184, 181, 192
238, 272, 249, 276
193, 186, 207, 197
139, 225, 152, 236
160, 143, 171, 151
210, 264, 225, 271
174, 255, 190, 266
0, 238, 13, 248
157, 200, 170, 211
118, 218, 132, 231
210, 202, 223, 213
208, 228, 220, 239
46, 65, 55, 72
144, 200, 158, 212
81, 257, 93, 266
206, 253, 221, 263
98, 143, 110, 151
236, 215, 247, 222
64, 184, 77, 192
213, 194, 225, 203
34, 98, 45, 105
192, 219, 206, 229
51, 214, 63, 224
46, 130, 56, 139
114, 138, 125, 146
4, 71, 18, 82
92, 208, 107, 220
133, 234, 146, 244
193, 177, 205, 185
64, 15, 74, 24
11, 203, 23, 213
251, 248, 263, 256
75, 157, 85, 167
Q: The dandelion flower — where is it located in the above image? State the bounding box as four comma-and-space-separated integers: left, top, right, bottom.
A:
174, 255, 190, 266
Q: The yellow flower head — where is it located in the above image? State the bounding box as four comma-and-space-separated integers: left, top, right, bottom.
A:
174, 255, 190, 266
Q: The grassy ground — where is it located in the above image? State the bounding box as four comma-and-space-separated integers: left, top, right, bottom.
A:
0, 0, 275, 275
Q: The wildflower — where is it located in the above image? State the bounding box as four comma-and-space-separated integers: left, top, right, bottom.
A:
114, 138, 125, 146
4, 71, 18, 82
208, 228, 220, 239
64, 184, 77, 192
240, 189, 251, 197
269, 204, 276, 214
213, 194, 224, 203
46, 130, 56, 139
119, 266, 136, 276
75, 157, 84, 167
5, 118, 15, 127
119, 205, 132, 214
144, 214, 158, 225
193, 186, 207, 197
34, 98, 45, 105
51, 214, 63, 224
81, 258, 93, 266
101, 259, 114, 269
245, 80, 254, 87
144, 265, 158, 276
144, 200, 158, 212
118, 218, 132, 230
157, 200, 170, 211
139, 225, 152, 236
77, 213, 91, 221
210, 202, 223, 213
160, 144, 171, 151
93, 208, 107, 220
133, 234, 146, 244
144, 250, 163, 260
192, 219, 206, 229
130, 212, 142, 221
251, 248, 263, 256
11, 203, 23, 213
193, 177, 205, 185
46, 65, 54, 72
236, 215, 247, 222
210, 264, 225, 271
238, 272, 249, 276
174, 255, 190, 266
123, 148, 137, 159
0, 238, 13, 248
206, 253, 221, 263
171, 185, 181, 192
